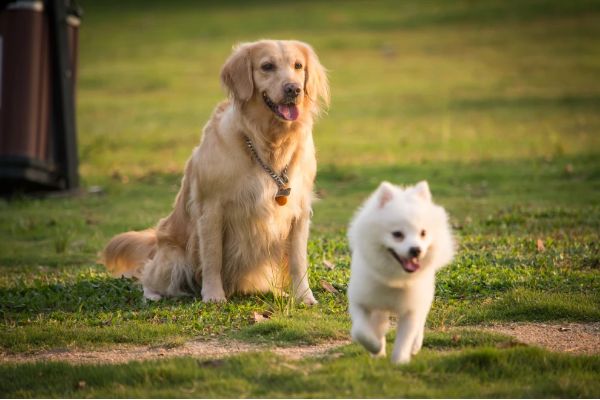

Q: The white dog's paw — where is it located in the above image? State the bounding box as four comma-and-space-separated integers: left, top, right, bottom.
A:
411, 341, 423, 355
373, 337, 387, 358
143, 287, 163, 301
352, 328, 382, 355
371, 346, 386, 358
391, 352, 411, 365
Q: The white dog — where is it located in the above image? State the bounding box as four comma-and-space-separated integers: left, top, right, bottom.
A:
347, 181, 455, 364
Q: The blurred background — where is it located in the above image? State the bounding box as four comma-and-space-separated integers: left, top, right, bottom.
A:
71, 0, 599, 227
76, 0, 599, 171
1, 0, 599, 260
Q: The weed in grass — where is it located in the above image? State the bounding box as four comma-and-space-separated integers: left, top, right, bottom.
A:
258, 290, 297, 319
53, 229, 72, 254
256, 264, 299, 318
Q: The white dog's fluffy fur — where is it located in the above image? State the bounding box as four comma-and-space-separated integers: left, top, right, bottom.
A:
347, 181, 455, 364
101, 40, 329, 304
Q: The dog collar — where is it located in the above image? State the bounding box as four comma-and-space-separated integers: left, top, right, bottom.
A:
244, 135, 291, 206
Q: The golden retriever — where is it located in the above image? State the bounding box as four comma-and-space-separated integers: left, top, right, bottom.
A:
101, 40, 329, 304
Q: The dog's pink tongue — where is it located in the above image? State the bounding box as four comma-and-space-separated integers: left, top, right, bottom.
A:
404, 258, 420, 273
277, 104, 299, 121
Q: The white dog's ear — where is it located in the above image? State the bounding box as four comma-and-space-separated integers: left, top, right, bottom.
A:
376, 181, 395, 208
220, 43, 254, 102
296, 42, 330, 114
413, 181, 432, 202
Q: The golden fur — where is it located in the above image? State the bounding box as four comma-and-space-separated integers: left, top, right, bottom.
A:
101, 40, 329, 303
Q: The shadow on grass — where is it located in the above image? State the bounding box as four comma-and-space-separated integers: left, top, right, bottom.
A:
0, 277, 147, 318
313, 154, 600, 230
448, 94, 600, 112
316, 154, 600, 201
468, 288, 600, 323
429, 288, 600, 328
0, 275, 265, 351
233, 309, 348, 346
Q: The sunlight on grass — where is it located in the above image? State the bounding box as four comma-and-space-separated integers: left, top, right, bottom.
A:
1, 0, 599, 397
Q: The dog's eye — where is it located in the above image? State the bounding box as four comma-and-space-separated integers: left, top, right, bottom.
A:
294, 62, 303, 70
420, 229, 426, 238
261, 63, 275, 72
392, 231, 404, 240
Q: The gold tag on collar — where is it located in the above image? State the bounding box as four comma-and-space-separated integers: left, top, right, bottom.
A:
275, 187, 291, 206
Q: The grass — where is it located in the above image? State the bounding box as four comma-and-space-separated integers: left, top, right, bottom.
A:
1, 0, 599, 397
2, 344, 599, 397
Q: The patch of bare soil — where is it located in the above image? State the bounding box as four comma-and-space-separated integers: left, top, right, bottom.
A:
481, 322, 600, 355
3, 323, 598, 365
1, 339, 351, 365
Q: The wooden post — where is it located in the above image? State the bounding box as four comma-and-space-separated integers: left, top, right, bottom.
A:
45, 0, 78, 190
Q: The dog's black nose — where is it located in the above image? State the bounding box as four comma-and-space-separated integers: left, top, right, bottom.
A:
284, 83, 301, 98
409, 247, 421, 258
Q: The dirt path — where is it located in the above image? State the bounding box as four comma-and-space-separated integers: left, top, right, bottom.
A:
2, 322, 598, 364
1, 339, 351, 365
481, 322, 600, 355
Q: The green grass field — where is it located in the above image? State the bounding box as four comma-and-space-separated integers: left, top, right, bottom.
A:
1, 0, 599, 397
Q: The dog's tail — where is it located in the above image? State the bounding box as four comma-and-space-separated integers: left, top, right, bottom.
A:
100, 229, 157, 279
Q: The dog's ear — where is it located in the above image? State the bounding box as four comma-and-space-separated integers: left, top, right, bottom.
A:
296, 42, 330, 114
376, 181, 395, 208
221, 43, 254, 103
413, 181, 432, 202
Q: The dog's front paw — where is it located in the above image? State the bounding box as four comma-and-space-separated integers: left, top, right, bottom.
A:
391, 351, 411, 365
143, 287, 163, 301
372, 337, 387, 358
299, 289, 318, 306
201, 287, 226, 303
202, 294, 227, 303
371, 346, 386, 358
352, 328, 382, 355
411, 340, 423, 355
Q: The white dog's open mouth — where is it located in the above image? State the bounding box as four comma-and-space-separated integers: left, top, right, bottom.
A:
262, 92, 299, 121
387, 248, 420, 273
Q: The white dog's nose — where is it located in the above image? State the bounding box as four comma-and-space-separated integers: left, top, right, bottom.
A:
409, 246, 421, 258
